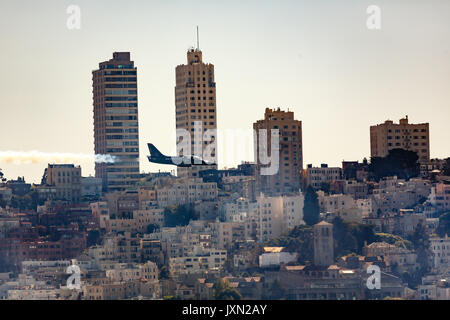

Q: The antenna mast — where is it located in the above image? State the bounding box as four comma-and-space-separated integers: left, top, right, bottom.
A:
196, 26, 200, 50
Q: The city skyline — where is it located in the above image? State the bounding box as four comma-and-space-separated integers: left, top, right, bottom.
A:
1, 1, 449, 304
1, 0, 450, 183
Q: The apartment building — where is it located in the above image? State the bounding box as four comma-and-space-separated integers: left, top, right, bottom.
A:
43, 164, 81, 203
219, 197, 257, 222
429, 183, 450, 213
430, 235, 450, 272
304, 164, 342, 190
370, 116, 430, 162
108, 208, 164, 234
168, 245, 227, 278
156, 178, 217, 208
318, 192, 364, 223
253, 108, 303, 195
93, 52, 140, 192
254, 193, 304, 243
106, 262, 158, 282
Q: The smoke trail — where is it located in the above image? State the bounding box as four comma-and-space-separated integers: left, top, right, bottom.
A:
0, 151, 117, 164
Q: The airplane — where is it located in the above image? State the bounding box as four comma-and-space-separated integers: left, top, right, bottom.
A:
147, 143, 214, 167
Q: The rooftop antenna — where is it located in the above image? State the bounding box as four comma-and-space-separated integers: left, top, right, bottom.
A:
196, 26, 200, 50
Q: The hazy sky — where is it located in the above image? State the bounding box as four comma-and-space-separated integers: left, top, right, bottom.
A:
0, 0, 449, 183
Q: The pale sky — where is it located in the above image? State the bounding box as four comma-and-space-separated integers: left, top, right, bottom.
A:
0, 0, 449, 183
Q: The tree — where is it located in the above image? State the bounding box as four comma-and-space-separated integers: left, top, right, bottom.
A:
332, 217, 358, 256
265, 280, 286, 300
267, 225, 314, 264
159, 266, 169, 280
214, 278, 242, 300
146, 223, 160, 234
163, 204, 197, 227
303, 186, 320, 226
375, 233, 412, 250
369, 148, 420, 181
443, 158, 450, 176
436, 212, 450, 237
332, 217, 377, 257
9, 189, 42, 211
408, 224, 431, 274
87, 230, 101, 247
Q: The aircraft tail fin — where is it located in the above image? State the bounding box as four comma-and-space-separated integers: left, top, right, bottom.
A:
148, 143, 165, 158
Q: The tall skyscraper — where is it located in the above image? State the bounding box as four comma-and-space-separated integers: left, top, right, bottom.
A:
370, 116, 430, 162
253, 108, 303, 195
92, 52, 140, 192
175, 47, 217, 178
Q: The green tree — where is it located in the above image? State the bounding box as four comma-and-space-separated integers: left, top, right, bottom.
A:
163, 204, 197, 227
332, 217, 377, 257
369, 148, 420, 181
266, 225, 314, 265
214, 278, 242, 300
408, 224, 431, 274
375, 233, 412, 250
303, 186, 320, 226
87, 230, 101, 247
332, 217, 358, 256
443, 158, 450, 176
9, 189, 42, 211
436, 212, 450, 237
265, 280, 286, 300
159, 266, 169, 279
146, 223, 160, 234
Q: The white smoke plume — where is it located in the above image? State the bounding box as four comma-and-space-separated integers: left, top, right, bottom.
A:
0, 151, 116, 164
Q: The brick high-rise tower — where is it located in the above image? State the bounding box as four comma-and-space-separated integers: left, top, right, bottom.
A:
253, 108, 303, 195
92, 52, 140, 192
175, 48, 218, 178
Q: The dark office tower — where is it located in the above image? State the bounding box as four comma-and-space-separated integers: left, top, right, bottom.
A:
175, 48, 218, 178
92, 52, 140, 192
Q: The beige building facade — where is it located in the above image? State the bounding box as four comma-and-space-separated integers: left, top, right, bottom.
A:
370, 117, 430, 162
253, 108, 303, 195
175, 48, 217, 178
44, 164, 81, 203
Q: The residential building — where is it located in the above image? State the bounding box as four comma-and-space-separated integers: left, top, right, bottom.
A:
428, 183, 450, 213
430, 235, 450, 272
253, 108, 303, 195
304, 164, 342, 190
81, 176, 102, 199
43, 164, 81, 203
168, 246, 227, 278
370, 117, 430, 162
93, 52, 140, 192
259, 247, 298, 268
254, 193, 304, 243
